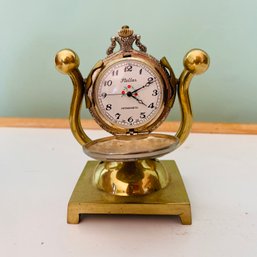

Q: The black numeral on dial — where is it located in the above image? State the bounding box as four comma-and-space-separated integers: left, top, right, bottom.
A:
112, 70, 119, 76
115, 113, 121, 119
148, 103, 154, 109
140, 112, 146, 118
106, 104, 112, 111
128, 116, 133, 123
145, 77, 155, 87
124, 65, 132, 72
104, 80, 112, 86
152, 89, 158, 96
101, 92, 107, 98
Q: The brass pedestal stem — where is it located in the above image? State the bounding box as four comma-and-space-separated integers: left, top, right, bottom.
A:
93, 159, 169, 196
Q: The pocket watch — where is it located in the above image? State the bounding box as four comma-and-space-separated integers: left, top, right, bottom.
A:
86, 25, 176, 136
84, 25, 180, 160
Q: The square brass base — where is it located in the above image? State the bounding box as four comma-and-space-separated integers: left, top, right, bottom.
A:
67, 160, 191, 225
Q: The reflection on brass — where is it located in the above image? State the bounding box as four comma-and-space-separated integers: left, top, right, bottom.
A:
55, 49, 91, 145
160, 57, 177, 108
176, 49, 210, 145
93, 159, 169, 196
67, 161, 191, 225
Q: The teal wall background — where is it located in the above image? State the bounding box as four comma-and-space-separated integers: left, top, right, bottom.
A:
0, 0, 256, 123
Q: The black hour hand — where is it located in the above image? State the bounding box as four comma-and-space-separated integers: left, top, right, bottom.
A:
131, 95, 147, 106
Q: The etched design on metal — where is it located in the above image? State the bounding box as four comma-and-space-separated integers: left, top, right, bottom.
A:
107, 26, 147, 55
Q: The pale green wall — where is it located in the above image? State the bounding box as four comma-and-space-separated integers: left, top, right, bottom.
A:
0, 0, 256, 123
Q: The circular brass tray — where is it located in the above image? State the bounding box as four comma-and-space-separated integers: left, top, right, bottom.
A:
83, 133, 179, 161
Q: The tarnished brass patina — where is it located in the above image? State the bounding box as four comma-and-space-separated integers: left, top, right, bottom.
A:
55, 26, 209, 224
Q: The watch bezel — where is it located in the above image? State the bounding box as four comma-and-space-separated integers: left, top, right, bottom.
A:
87, 50, 176, 135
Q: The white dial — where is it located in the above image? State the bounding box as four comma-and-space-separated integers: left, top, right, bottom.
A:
95, 59, 163, 129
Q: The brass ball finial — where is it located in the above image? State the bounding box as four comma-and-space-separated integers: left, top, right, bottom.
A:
183, 49, 210, 75
55, 49, 80, 74
118, 25, 134, 37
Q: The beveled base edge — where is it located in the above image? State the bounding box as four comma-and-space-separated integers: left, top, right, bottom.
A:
67, 160, 191, 225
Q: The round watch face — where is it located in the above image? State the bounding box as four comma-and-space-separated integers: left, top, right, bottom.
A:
94, 58, 164, 130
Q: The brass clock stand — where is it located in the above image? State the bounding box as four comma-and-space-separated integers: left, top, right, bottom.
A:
55, 26, 209, 225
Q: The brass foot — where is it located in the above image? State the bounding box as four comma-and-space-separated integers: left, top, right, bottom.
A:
67, 203, 80, 224
179, 208, 192, 225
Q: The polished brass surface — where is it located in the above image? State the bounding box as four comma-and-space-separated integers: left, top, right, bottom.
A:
55, 49, 80, 74
83, 133, 179, 161
67, 160, 191, 225
93, 159, 169, 196
183, 49, 209, 75
84, 60, 104, 108
55, 49, 91, 145
176, 49, 210, 145
160, 57, 177, 108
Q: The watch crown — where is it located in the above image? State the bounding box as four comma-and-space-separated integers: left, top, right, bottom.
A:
118, 25, 134, 38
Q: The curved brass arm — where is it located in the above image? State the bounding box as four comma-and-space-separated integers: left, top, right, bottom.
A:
176, 49, 210, 145
55, 49, 91, 146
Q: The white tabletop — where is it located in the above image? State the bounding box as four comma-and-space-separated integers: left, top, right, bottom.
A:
1, 128, 257, 257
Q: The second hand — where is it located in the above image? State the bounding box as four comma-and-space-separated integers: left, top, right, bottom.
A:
101, 93, 123, 98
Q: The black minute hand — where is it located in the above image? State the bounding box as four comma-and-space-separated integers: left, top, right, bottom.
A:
131, 78, 156, 94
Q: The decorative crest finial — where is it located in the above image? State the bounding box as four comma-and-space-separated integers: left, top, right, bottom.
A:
118, 25, 134, 37
107, 25, 147, 55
